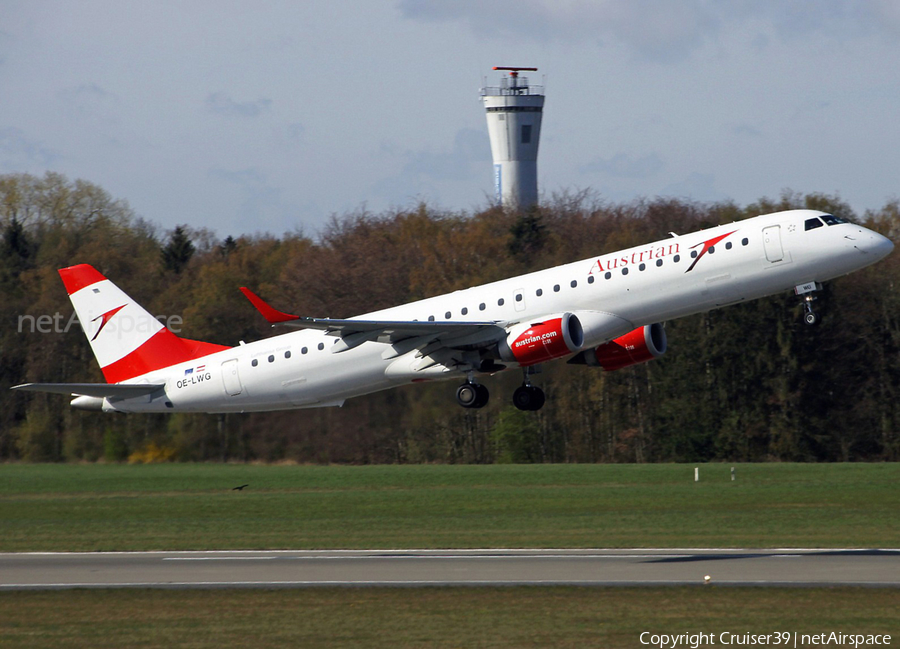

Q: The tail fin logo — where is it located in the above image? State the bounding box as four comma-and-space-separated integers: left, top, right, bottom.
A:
90, 304, 127, 341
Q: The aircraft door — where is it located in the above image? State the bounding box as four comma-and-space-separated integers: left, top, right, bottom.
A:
221, 359, 243, 396
763, 225, 784, 262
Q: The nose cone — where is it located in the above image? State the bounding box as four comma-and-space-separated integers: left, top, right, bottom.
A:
867, 230, 895, 261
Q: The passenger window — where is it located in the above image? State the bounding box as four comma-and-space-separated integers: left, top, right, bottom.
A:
742, 238, 749, 246
516, 293, 523, 301
656, 259, 663, 267
445, 311, 451, 319
479, 303, 486, 311
302, 347, 308, 354
536, 289, 543, 296
725, 242, 732, 250
284, 351, 291, 359
498, 298, 505, 306
674, 255, 681, 262
251, 359, 258, 367
317, 342, 324, 351
553, 284, 560, 292
268, 355, 275, 363
461, 307, 468, 315
587, 276, 595, 284
570, 280, 577, 288
805, 218, 824, 231
639, 263, 646, 271
428, 315, 435, 321
604, 272, 611, 280
622, 268, 629, 276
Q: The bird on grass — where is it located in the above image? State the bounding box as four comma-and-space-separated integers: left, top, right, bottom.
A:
232, 484, 249, 491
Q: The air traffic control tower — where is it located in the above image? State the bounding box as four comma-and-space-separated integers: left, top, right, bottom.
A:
481, 66, 544, 209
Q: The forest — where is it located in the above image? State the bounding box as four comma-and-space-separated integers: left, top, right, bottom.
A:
2, 172, 899, 464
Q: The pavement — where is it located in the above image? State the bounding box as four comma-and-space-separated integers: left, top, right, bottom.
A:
2, 548, 899, 590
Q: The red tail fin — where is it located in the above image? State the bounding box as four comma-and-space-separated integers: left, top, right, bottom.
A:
60, 264, 230, 383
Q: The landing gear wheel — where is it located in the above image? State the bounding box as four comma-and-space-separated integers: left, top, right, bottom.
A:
800, 290, 819, 327
456, 382, 489, 409
513, 385, 545, 411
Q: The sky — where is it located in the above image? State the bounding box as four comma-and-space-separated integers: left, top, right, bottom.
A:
2, 1, 899, 238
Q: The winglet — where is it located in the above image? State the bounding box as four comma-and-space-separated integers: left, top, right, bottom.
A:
239, 287, 301, 324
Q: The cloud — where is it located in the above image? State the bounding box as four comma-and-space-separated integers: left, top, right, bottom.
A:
730, 123, 763, 138
580, 152, 664, 179
205, 92, 272, 118
399, 0, 721, 62
401, 128, 490, 182
0, 127, 57, 168
399, 0, 900, 62
659, 172, 726, 203
208, 166, 294, 232
57, 83, 120, 126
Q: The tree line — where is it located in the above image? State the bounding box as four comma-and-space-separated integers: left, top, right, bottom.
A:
2, 172, 898, 463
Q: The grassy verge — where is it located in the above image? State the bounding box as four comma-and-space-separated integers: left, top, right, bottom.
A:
1, 463, 898, 551
0, 587, 897, 649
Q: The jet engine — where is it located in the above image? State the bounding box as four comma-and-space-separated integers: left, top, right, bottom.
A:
497, 313, 584, 366
570, 323, 667, 371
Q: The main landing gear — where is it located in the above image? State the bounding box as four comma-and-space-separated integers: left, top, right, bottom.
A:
455, 374, 546, 411
513, 383, 545, 411
456, 380, 489, 409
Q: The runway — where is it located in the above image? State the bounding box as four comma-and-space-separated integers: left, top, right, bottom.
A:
2, 549, 899, 590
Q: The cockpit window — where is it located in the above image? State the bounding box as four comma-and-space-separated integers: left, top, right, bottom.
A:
805, 218, 824, 231
821, 214, 848, 226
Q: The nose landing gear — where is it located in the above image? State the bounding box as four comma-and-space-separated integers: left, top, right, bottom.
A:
795, 282, 822, 326
803, 297, 818, 326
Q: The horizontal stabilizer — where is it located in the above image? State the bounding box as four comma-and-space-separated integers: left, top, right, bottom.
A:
11, 383, 165, 399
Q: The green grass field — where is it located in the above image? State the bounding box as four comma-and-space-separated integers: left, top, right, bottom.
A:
1, 462, 897, 551
1, 587, 897, 648
2, 463, 898, 647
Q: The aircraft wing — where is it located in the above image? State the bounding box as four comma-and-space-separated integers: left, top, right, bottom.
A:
240, 287, 509, 354
11, 383, 166, 399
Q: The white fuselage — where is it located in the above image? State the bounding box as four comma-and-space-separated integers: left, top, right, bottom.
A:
105, 210, 893, 413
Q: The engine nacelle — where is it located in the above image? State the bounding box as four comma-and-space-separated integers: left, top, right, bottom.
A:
580, 323, 667, 371
497, 312, 584, 366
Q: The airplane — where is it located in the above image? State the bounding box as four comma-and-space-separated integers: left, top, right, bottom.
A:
12, 209, 894, 414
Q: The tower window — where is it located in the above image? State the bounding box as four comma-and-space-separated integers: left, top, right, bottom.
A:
521, 124, 532, 144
